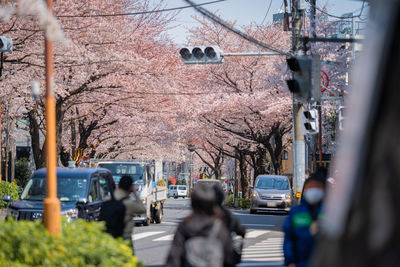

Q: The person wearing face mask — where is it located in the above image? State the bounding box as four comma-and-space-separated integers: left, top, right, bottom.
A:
283, 170, 326, 267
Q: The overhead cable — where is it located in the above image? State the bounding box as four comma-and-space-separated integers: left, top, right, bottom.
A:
57, 0, 226, 18
183, 0, 289, 56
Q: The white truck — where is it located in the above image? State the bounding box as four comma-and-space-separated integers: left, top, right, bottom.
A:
96, 160, 167, 226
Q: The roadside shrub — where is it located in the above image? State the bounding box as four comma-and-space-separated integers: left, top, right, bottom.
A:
225, 194, 250, 209
0, 181, 20, 209
0, 219, 144, 267
15, 158, 31, 187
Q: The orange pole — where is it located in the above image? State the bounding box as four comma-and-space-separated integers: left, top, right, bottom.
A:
43, 0, 61, 236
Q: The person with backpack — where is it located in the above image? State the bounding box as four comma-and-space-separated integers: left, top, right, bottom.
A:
100, 175, 145, 253
165, 183, 235, 267
283, 171, 327, 267
213, 183, 246, 264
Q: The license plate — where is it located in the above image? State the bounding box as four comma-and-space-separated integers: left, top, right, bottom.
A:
267, 201, 277, 207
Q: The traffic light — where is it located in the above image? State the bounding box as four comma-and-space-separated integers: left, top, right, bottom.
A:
0, 36, 12, 52
286, 56, 312, 103
179, 46, 223, 64
302, 108, 319, 134
338, 106, 346, 131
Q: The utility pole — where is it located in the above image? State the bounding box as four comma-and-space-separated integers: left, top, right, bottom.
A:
292, 0, 306, 202
310, 0, 323, 167
43, 0, 61, 236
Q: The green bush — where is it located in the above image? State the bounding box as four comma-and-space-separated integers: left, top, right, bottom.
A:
0, 181, 20, 209
225, 194, 250, 209
15, 158, 31, 187
0, 219, 144, 267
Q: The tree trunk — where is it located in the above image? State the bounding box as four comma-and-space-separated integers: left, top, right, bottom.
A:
238, 152, 249, 199
28, 109, 45, 169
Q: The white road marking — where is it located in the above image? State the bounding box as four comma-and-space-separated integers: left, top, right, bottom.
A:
152, 234, 174, 241
133, 231, 165, 241
240, 237, 285, 266
246, 230, 270, 238
242, 223, 275, 227
238, 262, 284, 267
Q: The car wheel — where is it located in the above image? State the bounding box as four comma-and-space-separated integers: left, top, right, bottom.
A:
250, 209, 257, 214
143, 217, 151, 226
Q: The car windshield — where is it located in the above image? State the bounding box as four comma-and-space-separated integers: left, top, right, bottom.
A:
21, 177, 88, 201
98, 163, 145, 184
178, 186, 186, 190
256, 177, 289, 190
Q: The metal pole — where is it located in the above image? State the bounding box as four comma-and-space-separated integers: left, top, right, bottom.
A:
234, 157, 239, 208
43, 0, 61, 236
292, 0, 306, 202
311, 0, 323, 167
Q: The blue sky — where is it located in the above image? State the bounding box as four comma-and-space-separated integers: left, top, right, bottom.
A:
153, 0, 367, 45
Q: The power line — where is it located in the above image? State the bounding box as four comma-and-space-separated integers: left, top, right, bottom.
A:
260, 0, 273, 25
306, 0, 367, 20
183, 0, 289, 56
56, 0, 226, 18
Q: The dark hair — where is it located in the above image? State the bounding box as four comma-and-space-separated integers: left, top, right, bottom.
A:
212, 183, 225, 206
304, 171, 327, 189
118, 175, 133, 191
191, 183, 217, 215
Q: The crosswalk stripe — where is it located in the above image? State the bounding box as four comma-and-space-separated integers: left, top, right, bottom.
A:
239, 237, 285, 267
133, 231, 164, 241
241, 257, 284, 262
238, 262, 284, 267
243, 253, 283, 258
246, 230, 270, 238
243, 250, 283, 253
152, 234, 174, 241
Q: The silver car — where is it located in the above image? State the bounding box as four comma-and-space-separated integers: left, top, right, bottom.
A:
250, 175, 292, 214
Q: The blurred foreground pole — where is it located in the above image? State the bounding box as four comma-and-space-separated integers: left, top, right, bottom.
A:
43, 0, 61, 236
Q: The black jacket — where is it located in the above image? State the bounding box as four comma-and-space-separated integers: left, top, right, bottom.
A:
221, 206, 246, 237
165, 213, 235, 267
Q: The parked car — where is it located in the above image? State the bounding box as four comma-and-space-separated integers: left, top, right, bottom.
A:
194, 179, 223, 189
168, 185, 177, 198
250, 175, 292, 214
3, 168, 114, 222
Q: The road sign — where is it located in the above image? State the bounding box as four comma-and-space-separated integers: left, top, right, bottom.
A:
321, 70, 329, 92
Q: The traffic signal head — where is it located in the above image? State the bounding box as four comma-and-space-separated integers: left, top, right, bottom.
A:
0, 36, 12, 52
302, 108, 319, 134
179, 46, 223, 64
286, 56, 312, 103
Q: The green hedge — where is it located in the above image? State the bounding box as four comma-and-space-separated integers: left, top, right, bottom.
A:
0, 219, 144, 267
226, 194, 251, 209
0, 181, 20, 209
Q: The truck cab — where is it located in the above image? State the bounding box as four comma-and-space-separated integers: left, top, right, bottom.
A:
96, 161, 166, 225
3, 168, 115, 222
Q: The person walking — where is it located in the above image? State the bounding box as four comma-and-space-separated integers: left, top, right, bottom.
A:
165, 183, 234, 267
283, 172, 327, 267
100, 175, 146, 254
213, 183, 246, 264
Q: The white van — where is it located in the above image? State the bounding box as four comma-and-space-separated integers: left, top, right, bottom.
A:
177, 185, 188, 198
168, 185, 177, 198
